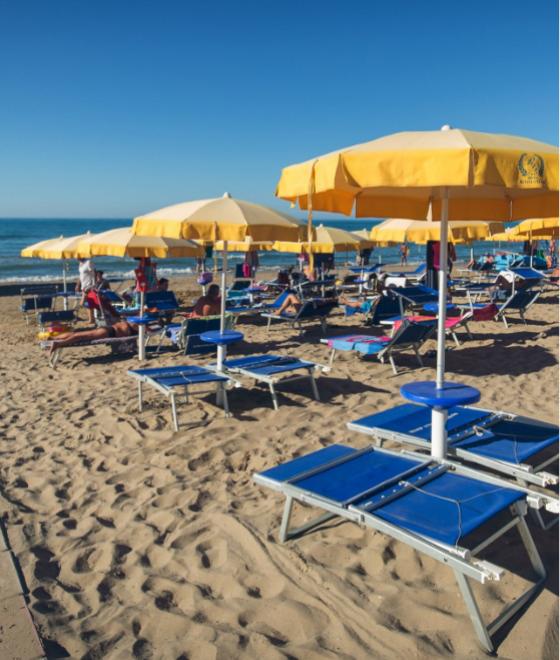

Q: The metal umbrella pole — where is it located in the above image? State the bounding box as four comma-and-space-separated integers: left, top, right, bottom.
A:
138, 289, 146, 361
431, 187, 449, 459
62, 259, 69, 310
217, 241, 228, 371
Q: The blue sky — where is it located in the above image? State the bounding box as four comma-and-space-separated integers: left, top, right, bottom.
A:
0, 0, 557, 218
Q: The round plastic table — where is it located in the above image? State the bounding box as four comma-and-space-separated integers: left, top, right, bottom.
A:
400, 381, 480, 410
200, 330, 244, 346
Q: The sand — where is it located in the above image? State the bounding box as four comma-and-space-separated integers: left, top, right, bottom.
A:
0, 274, 558, 659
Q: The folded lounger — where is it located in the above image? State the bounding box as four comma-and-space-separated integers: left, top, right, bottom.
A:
127, 365, 234, 431
348, 403, 559, 527
254, 443, 558, 653
209, 354, 321, 410
20, 285, 57, 323
261, 299, 338, 336
324, 320, 435, 374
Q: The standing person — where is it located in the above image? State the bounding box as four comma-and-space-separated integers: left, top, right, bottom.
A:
447, 242, 457, 274
359, 247, 372, 266
76, 257, 96, 323
94, 270, 111, 290
134, 257, 158, 293
399, 243, 409, 265
549, 238, 557, 267
244, 249, 259, 279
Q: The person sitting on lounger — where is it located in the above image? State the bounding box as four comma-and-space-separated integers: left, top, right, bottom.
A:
274, 291, 303, 316
48, 319, 138, 353
191, 284, 222, 317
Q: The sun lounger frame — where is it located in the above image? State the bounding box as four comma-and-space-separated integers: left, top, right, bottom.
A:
348, 404, 559, 530
210, 355, 322, 410
127, 367, 236, 431
254, 443, 557, 653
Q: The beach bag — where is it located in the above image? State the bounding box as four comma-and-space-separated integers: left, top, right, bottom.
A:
197, 272, 213, 285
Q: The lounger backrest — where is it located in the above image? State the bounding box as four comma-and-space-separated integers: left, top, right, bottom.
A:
38, 310, 76, 325
229, 279, 252, 292
502, 289, 539, 310
296, 299, 337, 319
368, 294, 401, 325
21, 295, 53, 312
145, 290, 180, 310
390, 320, 435, 347
182, 315, 234, 354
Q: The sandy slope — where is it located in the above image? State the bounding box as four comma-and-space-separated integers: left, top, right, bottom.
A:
0, 276, 557, 659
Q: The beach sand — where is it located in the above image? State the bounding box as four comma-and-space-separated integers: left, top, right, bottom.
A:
0, 275, 558, 659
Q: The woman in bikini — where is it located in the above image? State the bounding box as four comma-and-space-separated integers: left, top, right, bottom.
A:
48, 320, 138, 355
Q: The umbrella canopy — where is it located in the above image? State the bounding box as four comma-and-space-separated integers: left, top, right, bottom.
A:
75, 227, 203, 259
350, 228, 377, 248
370, 218, 501, 244
274, 224, 364, 253
21, 233, 94, 259
133, 192, 307, 242
212, 238, 275, 252
276, 125, 559, 461
276, 127, 558, 220
486, 227, 526, 242
509, 217, 559, 239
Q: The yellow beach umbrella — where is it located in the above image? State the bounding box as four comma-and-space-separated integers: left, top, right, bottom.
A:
75, 227, 203, 258
370, 219, 501, 244
509, 217, 559, 239
212, 238, 275, 252
133, 192, 307, 242
276, 125, 558, 460
21, 232, 94, 259
273, 224, 364, 253
486, 227, 526, 242
133, 193, 307, 365
21, 232, 94, 303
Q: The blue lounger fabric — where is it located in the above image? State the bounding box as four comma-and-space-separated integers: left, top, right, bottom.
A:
352, 404, 559, 464
328, 335, 391, 354
258, 445, 523, 545
222, 354, 314, 376
130, 365, 229, 388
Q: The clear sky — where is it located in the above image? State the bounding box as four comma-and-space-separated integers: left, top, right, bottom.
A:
0, 0, 557, 218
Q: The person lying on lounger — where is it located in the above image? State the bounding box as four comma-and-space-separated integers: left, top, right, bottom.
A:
48, 320, 139, 354
274, 291, 303, 315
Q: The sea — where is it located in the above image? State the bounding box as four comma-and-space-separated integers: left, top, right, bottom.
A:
0, 217, 521, 284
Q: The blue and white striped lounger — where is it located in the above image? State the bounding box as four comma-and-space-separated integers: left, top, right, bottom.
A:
211, 354, 321, 410
254, 443, 558, 652
348, 403, 559, 528
127, 365, 234, 431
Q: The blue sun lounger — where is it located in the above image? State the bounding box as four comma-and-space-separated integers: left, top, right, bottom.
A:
209, 354, 322, 410
127, 365, 235, 431
254, 443, 558, 652
323, 320, 435, 374
348, 403, 559, 527
261, 299, 338, 336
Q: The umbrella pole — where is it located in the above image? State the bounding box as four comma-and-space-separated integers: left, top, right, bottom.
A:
138, 290, 146, 361
62, 260, 68, 311
218, 242, 228, 370
432, 187, 449, 460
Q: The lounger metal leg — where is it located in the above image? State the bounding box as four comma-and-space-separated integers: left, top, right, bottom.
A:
520, 310, 526, 325
389, 355, 398, 375
454, 571, 493, 653
452, 331, 461, 348
309, 372, 320, 401
279, 497, 294, 542
170, 392, 179, 432
501, 314, 509, 328
138, 381, 143, 412
328, 349, 336, 369
279, 496, 338, 543
266, 316, 272, 335
269, 382, 280, 410
320, 318, 327, 335
414, 346, 423, 366
454, 502, 546, 654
